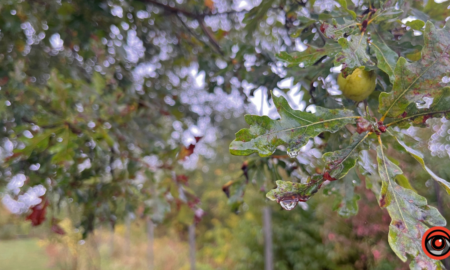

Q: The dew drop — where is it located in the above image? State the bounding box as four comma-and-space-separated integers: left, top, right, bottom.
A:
287, 150, 298, 158
415, 97, 434, 109
280, 199, 298, 211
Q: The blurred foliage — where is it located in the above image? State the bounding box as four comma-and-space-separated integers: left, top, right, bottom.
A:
1, 0, 450, 269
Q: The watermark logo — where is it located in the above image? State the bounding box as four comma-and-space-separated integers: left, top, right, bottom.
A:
422, 227, 450, 260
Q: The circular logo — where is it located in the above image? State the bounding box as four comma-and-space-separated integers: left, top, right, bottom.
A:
422, 227, 450, 260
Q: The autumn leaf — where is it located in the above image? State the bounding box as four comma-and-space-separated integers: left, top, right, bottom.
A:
204, 0, 214, 10
26, 197, 49, 226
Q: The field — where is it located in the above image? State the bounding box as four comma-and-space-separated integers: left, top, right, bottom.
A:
0, 227, 202, 270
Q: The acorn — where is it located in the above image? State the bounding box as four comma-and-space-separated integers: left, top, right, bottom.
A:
337, 68, 376, 102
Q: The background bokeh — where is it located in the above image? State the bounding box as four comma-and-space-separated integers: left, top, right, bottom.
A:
1, 0, 450, 269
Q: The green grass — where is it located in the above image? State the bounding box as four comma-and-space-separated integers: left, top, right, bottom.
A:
0, 238, 49, 270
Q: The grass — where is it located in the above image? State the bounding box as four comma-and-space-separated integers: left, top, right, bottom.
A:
0, 238, 49, 270
0, 221, 216, 270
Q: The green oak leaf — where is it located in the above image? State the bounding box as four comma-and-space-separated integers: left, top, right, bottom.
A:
358, 150, 381, 192
322, 19, 359, 40
336, 0, 356, 19
277, 43, 340, 68
372, 8, 403, 23
376, 145, 446, 269
388, 129, 450, 194
266, 176, 323, 203
229, 94, 358, 157
405, 20, 425, 30
323, 132, 369, 179
14, 127, 63, 158
386, 87, 450, 128
379, 21, 450, 120
328, 170, 361, 218
335, 35, 375, 74
371, 29, 398, 83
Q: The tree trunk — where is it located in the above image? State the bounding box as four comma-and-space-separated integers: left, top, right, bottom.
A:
147, 217, 155, 270
189, 224, 196, 270
263, 206, 273, 270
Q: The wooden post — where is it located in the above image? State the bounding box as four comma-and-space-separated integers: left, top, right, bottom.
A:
147, 217, 155, 270
263, 207, 273, 270
125, 216, 131, 255
110, 223, 115, 256
189, 224, 196, 270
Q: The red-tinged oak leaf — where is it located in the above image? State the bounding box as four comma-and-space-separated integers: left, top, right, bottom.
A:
26, 198, 49, 226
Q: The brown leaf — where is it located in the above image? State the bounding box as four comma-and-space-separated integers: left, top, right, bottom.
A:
204, 0, 214, 10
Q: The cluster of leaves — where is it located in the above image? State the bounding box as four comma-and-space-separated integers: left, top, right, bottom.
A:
1, 0, 261, 235
229, 0, 450, 268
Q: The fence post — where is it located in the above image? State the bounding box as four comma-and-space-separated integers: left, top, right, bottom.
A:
263, 206, 273, 270
147, 217, 154, 269
125, 216, 131, 255
189, 224, 196, 270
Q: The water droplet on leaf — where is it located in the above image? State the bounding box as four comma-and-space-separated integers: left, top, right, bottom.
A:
280, 199, 298, 211
415, 97, 434, 109
287, 150, 298, 158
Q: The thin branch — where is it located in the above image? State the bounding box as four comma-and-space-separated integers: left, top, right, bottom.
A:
140, 0, 225, 54
175, 14, 210, 48
138, 0, 197, 17
197, 17, 224, 55
313, 23, 327, 46
139, 0, 248, 18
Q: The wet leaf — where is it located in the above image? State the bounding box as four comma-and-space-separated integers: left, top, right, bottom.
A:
358, 150, 381, 194
276, 43, 340, 68
230, 94, 358, 157
376, 145, 446, 269
379, 21, 450, 120
323, 132, 369, 179
336, 0, 356, 19
335, 35, 375, 75
266, 176, 324, 205
371, 29, 398, 83
388, 129, 450, 194
386, 87, 450, 128
405, 20, 425, 30
372, 8, 403, 23
326, 170, 361, 218
322, 19, 359, 40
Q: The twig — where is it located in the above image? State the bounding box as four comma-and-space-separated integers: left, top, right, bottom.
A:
197, 17, 224, 55
139, 0, 248, 18
139, 0, 197, 17
175, 14, 210, 48
313, 23, 326, 46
